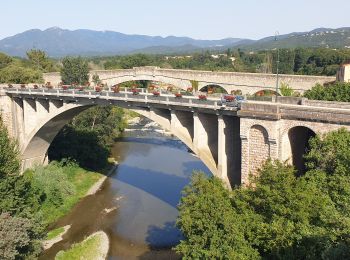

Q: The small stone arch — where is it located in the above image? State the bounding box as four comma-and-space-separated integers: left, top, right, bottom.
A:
253, 89, 280, 97
199, 84, 228, 94
249, 125, 270, 175
282, 126, 316, 175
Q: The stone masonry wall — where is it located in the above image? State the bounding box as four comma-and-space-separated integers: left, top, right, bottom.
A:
248, 125, 270, 177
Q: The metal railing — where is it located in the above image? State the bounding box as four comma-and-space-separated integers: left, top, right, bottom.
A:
3, 87, 241, 111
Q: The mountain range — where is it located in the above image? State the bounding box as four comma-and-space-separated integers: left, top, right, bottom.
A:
0, 27, 349, 57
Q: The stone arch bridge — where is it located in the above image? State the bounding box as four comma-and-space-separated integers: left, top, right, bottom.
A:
44, 66, 335, 95
1, 86, 349, 188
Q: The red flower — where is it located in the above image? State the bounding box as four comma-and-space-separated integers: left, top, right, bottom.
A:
153, 91, 160, 96
131, 89, 139, 95
175, 93, 182, 98
198, 94, 207, 100
224, 95, 235, 102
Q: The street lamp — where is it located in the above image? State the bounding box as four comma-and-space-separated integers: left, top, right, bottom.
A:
275, 31, 280, 96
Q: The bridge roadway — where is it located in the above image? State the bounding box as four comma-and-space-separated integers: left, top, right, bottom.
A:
1, 85, 350, 187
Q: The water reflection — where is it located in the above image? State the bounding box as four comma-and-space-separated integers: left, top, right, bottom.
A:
40, 136, 210, 259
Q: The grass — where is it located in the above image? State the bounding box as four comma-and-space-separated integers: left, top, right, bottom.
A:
55, 232, 107, 260
46, 227, 65, 240
40, 165, 103, 224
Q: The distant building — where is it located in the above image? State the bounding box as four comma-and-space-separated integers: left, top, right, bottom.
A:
336, 63, 350, 82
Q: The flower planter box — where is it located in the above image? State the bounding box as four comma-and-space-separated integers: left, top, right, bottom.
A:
174, 93, 182, 98
7, 84, 13, 88
33, 85, 39, 89
153, 91, 160, 96
62, 85, 69, 90
113, 86, 120, 93
224, 95, 235, 102
20, 84, 26, 89
198, 95, 207, 100
95, 86, 102, 92
131, 89, 139, 95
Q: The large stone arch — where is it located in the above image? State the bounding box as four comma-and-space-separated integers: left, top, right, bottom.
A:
20, 103, 218, 178
97, 72, 191, 91
248, 124, 270, 176
281, 126, 316, 175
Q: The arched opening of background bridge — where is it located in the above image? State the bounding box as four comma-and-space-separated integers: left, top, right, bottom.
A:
283, 126, 316, 176
199, 84, 228, 95
114, 80, 190, 95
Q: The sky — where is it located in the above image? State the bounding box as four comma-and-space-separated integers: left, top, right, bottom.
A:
1, 0, 349, 40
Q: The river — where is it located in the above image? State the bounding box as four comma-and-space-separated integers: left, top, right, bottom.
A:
40, 117, 210, 259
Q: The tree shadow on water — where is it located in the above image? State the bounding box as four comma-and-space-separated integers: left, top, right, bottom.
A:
138, 221, 182, 260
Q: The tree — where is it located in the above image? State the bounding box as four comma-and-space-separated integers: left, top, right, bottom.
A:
177, 128, 350, 259
48, 106, 126, 170
60, 56, 89, 85
0, 213, 41, 260
0, 65, 43, 84
26, 49, 55, 72
0, 118, 19, 177
304, 82, 350, 102
280, 82, 294, 96
176, 172, 260, 259
0, 52, 13, 70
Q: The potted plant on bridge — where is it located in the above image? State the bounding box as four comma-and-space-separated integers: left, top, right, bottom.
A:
113, 85, 120, 93
33, 84, 39, 89
95, 85, 102, 92
187, 87, 193, 93
224, 95, 235, 102
46, 82, 53, 89
198, 94, 207, 100
62, 85, 69, 90
174, 92, 182, 98
20, 84, 26, 89
152, 90, 160, 96
7, 84, 13, 88
131, 88, 139, 95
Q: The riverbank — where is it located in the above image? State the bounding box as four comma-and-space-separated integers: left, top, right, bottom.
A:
42, 225, 71, 250
55, 231, 109, 260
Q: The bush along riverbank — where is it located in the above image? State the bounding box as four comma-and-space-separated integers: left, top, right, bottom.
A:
25, 160, 105, 226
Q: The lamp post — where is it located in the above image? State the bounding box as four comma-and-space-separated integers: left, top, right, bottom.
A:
275, 31, 280, 97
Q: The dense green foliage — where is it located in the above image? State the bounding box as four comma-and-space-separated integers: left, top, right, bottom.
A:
304, 82, 350, 102
176, 129, 350, 259
0, 118, 43, 259
0, 64, 43, 84
94, 47, 350, 76
0, 213, 41, 260
60, 56, 89, 85
0, 51, 58, 83
0, 115, 104, 259
48, 106, 126, 170
26, 49, 57, 72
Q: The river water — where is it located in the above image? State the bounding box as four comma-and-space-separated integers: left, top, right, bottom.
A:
40, 118, 210, 259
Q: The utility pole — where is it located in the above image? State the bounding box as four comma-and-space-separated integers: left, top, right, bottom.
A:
275, 31, 280, 96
